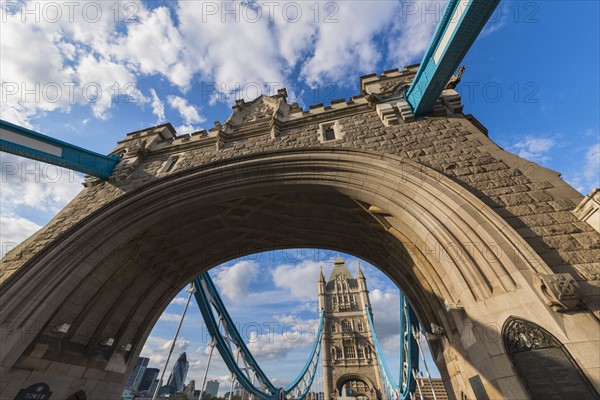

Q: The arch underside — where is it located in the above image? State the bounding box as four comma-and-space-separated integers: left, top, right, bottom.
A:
1, 149, 598, 399
336, 375, 376, 399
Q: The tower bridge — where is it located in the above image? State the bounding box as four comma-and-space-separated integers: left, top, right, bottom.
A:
2, 1, 600, 399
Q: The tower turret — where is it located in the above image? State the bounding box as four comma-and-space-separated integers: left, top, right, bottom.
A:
319, 258, 383, 400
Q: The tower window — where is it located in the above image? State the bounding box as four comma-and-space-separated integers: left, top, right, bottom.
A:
324, 126, 335, 141
357, 321, 364, 332
357, 347, 365, 359
158, 154, 181, 175
342, 320, 352, 332
319, 121, 343, 143
344, 346, 356, 359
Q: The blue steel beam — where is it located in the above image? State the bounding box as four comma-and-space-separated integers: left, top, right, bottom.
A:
194, 273, 325, 400
0, 119, 119, 179
405, 0, 501, 116
366, 300, 419, 400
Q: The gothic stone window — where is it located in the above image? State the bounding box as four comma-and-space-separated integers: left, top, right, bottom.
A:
357, 347, 365, 359
357, 320, 364, 332
342, 320, 352, 332
332, 347, 342, 360
344, 345, 356, 359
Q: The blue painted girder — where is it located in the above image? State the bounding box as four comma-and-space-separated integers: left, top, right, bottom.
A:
0, 119, 119, 179
405, 0, 501, 116
193, 273, 325, 400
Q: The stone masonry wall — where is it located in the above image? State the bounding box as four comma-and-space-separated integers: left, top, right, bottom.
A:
2, 69, 599, 315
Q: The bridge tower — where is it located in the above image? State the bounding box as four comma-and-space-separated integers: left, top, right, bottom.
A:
319, 258, 384, 400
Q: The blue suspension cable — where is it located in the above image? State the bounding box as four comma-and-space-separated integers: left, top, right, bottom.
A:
193, 273, 324, 400
365, 295, 419, 400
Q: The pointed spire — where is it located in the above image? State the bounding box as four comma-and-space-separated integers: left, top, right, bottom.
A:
319, 265, 326, 282
357, 261, 365, 279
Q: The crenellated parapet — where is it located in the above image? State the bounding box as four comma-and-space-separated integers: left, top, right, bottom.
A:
105, 64, 469, 187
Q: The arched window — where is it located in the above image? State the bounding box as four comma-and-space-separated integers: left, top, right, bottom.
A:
357, 320, 364, 332
503, 317, 599, 399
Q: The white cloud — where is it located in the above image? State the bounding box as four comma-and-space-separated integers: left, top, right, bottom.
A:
140, 336, 192, 367
170, 297, 189, 306
159, 312, 183, 322
175, 0, 288, 103
150, 88, 166, 122
212, 260, 260, 301
369, 288, 401, 348
0, 154, 83, 255
0, 216, 41, 258
510, 136, 556, 163
566, 142, 600, 195
112, 6, 191, 88
76, 54, 142, 119
387, 1, 443, 68
0, 9, 76, 126
246, 315, 318, 361
0, 155, 83, 216
272, 259, 323, 299
1, 0, 438, 129
168, 95, 205, 125
300, 1, 397, 86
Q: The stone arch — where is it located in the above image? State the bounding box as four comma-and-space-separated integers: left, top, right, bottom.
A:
0, 148, 598, 399
503, 317, 599, 399
336, 374, 376, 398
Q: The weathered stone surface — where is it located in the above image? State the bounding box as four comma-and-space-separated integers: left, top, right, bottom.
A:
1, 67, 599, 400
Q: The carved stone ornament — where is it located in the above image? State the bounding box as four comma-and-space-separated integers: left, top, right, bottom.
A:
379, 78, 405, 93
536, 273, 582, 311
503, 318, 555, 355
240, 100, 274, 123
126, 138, 148, 158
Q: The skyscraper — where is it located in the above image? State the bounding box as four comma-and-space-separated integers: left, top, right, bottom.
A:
319, 258, 383, 400
166, 352, 190, 393
139, 368, 160, 392
126, 357, 149, 390
205, 379, 220, 397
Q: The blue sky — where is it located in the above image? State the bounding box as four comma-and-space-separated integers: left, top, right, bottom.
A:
1, 0, 599, 392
